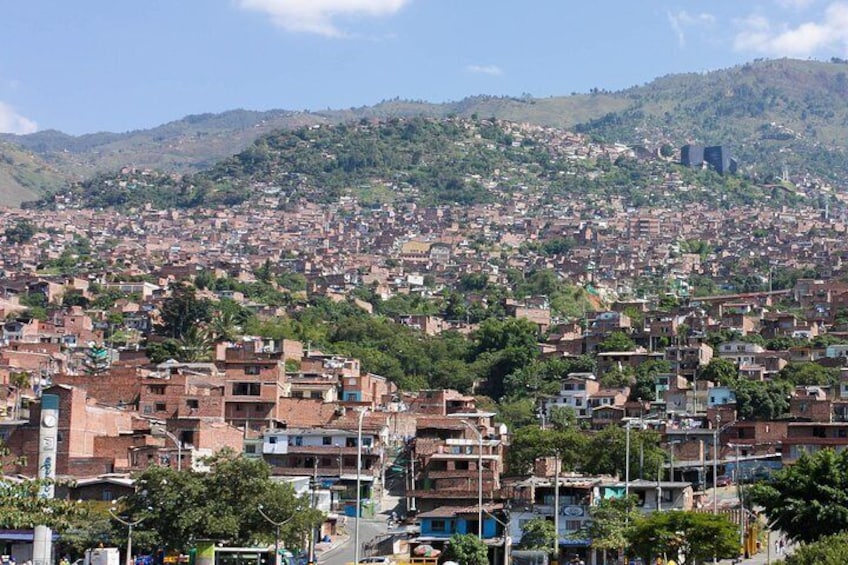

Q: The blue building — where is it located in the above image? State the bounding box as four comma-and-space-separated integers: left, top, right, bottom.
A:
414, 504, 507, 560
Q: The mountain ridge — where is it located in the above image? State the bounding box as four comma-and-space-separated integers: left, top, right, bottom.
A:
2, 57, 848, 207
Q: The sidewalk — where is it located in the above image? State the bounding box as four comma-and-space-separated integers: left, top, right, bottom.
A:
315, 533, 350, 557
714, 533, 794, 565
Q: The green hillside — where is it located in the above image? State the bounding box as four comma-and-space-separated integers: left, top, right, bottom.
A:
32, 116, 806, 212
0, 141, 67, 207
572, 58, 848, 185
4, 58, 848, 207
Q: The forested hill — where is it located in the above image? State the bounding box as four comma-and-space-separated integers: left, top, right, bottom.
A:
6, 58, 848, 207
31, 116, 808, 211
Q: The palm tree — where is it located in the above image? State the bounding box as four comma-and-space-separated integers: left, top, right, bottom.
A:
177, 326, 213, 362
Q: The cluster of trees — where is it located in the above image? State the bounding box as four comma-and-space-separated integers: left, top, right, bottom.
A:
516, 498, 739, 564
507, 423, 665, 480
750, 448, 848, 563
1, 449, 320, 558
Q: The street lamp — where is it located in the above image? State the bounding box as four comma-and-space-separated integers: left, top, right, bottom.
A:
452, 418, 483, 539
354, 407, 371, 565
109, 507, 145, 565
258, 505, 295, 565
482, 508, 511, 565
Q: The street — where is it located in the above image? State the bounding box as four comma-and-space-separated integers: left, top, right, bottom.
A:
319, 518, 387, 565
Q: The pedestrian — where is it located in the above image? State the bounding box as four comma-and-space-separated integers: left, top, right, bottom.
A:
778, 536, 785, 556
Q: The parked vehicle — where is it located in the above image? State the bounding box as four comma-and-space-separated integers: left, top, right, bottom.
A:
716, 475, 733, 487
358, 557, 396, 565
85, 548, 120, 565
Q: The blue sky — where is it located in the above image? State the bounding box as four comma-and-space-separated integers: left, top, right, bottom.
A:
2, 0, 848, 135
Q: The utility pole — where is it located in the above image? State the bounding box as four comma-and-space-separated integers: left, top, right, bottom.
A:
553, 453, 560, 565
309, 458, 318, 565
109, 508, 144, 565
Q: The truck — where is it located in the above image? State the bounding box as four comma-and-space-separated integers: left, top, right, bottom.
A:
85, 548, 121, 565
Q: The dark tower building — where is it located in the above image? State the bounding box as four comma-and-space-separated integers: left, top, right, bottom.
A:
703, 145, 737, 174
680, 144, 704, 168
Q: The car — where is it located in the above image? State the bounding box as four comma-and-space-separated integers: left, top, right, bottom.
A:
358, 557, 396, 565
715, 475, 733, 487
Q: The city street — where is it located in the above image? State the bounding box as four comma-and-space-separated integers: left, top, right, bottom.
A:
319, 518, 387, 565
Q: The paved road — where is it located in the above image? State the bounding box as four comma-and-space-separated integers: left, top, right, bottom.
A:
320, 518, 387, 565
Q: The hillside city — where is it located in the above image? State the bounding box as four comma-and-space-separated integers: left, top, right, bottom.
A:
4, 114, 848, 565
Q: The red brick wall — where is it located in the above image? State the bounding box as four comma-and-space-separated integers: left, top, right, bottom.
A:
54, 366, 141, 406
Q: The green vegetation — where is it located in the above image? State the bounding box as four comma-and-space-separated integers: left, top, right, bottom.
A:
785, 532, 848, 565
518, 517, 557, 552
750, 448, 848, 543
627, 510, 739, 564
443, 533, 489, 565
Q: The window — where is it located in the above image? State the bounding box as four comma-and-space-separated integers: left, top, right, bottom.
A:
235, 403, 244, 412
323, 436, 332, 445
294, 436, 303, 446
455, 461, 469, 470
311, 391, 323, 399
186, 399, 199, 409
103, 490, 113, 501
149, 385, 166, 395
233, 382, 261, 396
245, 365, 261, 375
245, 444, 256, 454
269, 437, 277, 444
155, 403, 166, 412
430, 519, 447, 533
565, 520, 582, 531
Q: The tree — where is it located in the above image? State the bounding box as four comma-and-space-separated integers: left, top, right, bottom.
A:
777, 362, 840, 386
519, 517, 556, 552
125, 450, 321, 550
630, 360, 671, 401
495, 397, 539, 431
177, 326, 213, 362
599, 365, 632, 388
158, 285, 213, 339
626, 510, 739, 564
0, 443, 88, 531
749, 448, 848, 543
584, 497, 639, 563
785, 532, 848, 564
598, 332, 636, 353
506, 426, 588, 476
699, 358, 738, 387
734, 379, 792, 420
582, 425, 664, 481
4, 219, 35, 244
443, 533, 488, 565
549, 406, 578, 431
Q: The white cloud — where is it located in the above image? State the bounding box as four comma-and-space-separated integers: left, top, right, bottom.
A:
667, 10, 715, 47
466, 64, 503, 76
238, 0, 410, 37
734, 1, 848, 56
0, 101, 37, 135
